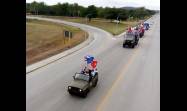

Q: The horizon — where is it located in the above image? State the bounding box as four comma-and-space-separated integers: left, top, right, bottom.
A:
26, 0, 160, 10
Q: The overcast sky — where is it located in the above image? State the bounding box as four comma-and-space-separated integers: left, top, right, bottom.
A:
26, 0, 160, 10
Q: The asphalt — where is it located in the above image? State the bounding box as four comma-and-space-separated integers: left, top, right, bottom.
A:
26, 14, 160, 111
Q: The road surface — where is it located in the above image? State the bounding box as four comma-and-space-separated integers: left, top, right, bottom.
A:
26, 14, 160, 111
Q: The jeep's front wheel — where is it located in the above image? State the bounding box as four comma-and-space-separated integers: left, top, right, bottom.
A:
82, 89, 88, 98
93, 80, 98, 87
123, 44, 125, 48
82, 92, 87, 98
69, 92, 73, 95
131, 45, 135, 48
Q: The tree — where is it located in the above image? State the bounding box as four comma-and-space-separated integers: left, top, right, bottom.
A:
78, 6, 87, 17
26, 3, 31, 13
133, 7, 149, 19
68, 3, 80, 17
118, 9, 128, 21
73, 3, 79, 17
29, 1, 39, 15
26, 1, 155, 19
85, 5, 98, 21
37, 2, 49, 15
68, 4, 74, 16
61, 3, 70, 16
97, 7, 105, 18
51, 3, 62, 15
27, 1, 50, 15
104, 7, 118, 22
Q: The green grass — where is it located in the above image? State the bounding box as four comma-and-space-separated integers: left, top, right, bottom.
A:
38, 15, 140, 35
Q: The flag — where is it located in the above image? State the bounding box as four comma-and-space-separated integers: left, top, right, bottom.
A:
84, 55, 94, 64
91, 60, 97, 69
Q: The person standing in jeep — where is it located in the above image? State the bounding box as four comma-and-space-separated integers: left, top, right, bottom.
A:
82, 55, 98, 77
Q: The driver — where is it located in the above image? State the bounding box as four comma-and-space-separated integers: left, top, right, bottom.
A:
81, 66, 92, 76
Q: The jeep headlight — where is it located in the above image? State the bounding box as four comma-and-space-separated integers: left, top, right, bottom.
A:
79, 89, 82, 92
68, 86, 71, 90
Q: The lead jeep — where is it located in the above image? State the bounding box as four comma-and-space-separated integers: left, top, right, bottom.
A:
67, 71, 98, 98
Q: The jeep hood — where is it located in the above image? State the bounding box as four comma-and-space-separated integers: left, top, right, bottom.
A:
125, 37, 134, 40
69, 80, 88, 89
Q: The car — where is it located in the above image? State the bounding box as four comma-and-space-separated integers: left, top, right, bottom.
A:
144, 23, 150, 30
67, 70, 98, 98
123, 32, 139, 48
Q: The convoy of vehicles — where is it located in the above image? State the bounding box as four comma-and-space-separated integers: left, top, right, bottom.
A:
123, 22, 150, 48
67, 21, 150, 98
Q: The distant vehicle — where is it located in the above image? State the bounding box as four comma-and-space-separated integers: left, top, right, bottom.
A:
67, 70, 98, 98
135, 26, 144, 38
144, 23, 150, 30
113, 20, 120, 23
123, 32, 139, 48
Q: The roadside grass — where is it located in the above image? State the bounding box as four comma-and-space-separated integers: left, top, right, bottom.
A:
37, 15, 140, 35
26, 19, 88, 65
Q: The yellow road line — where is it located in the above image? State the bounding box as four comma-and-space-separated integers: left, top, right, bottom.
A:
96, 48, 140, 111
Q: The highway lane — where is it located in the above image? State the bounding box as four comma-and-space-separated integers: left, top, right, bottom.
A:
97, 14, 160, 111
26, 14, 160, 111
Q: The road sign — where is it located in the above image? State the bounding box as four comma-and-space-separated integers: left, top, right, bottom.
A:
64, 31, 72, 38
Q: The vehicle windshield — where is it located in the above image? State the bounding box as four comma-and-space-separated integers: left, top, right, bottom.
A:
126, 34, 134, 39
74, 73, 90, 81
144, 23, 149, 26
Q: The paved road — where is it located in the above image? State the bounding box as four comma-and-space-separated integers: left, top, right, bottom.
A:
26, 14, 160, 111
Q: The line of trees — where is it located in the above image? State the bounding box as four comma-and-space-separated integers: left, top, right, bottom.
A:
26, 1, 156, 21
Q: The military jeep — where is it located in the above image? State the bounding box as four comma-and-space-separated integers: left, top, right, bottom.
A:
123, 32, 139, 48
67, 71, 98, 98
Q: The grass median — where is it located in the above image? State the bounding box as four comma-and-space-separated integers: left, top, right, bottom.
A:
38, 15, 140, 35
26, 19, 88, 65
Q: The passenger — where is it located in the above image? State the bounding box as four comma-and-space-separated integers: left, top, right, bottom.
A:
82, 55, 97, 77
127, 27, 132, 33
140, 23, 143, 28
81, 66, 87, 74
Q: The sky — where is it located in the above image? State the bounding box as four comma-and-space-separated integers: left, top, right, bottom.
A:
26, 0, 160, 10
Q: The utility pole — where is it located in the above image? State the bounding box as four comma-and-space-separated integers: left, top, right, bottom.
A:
115, 15, 120, 34
62, 26, 65, 44
85, 14, 92, 40
69, 32, 71, 42
115, 13, 123, 34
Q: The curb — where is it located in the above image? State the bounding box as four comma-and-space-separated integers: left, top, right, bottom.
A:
26, 18, 95, 74
26, 35, 94, 74
26, 16, 154, 74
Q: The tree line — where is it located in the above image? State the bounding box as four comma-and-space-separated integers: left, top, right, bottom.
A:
26, 1, 156, 21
